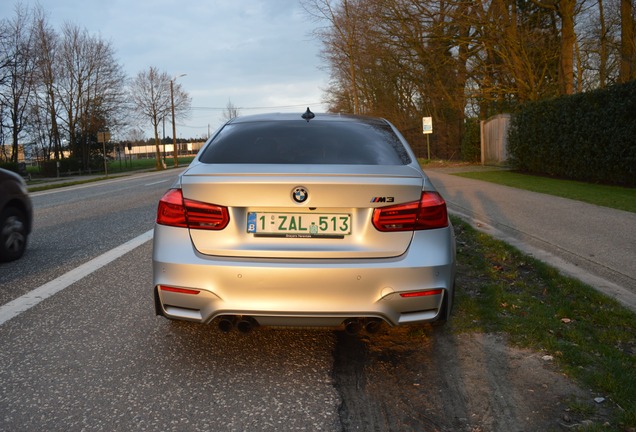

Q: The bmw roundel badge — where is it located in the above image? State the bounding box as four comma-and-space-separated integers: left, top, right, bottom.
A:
292, 186, 308, 203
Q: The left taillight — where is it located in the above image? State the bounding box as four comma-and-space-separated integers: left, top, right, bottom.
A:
372, 191, 448, 232
156, 189, 229, 230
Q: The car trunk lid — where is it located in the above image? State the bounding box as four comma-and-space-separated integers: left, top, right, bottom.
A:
180, 163, 426, 259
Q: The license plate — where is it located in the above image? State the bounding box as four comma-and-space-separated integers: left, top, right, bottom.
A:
247, 212, 351, 238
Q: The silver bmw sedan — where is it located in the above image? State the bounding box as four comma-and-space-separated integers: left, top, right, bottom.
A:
153, 110, 456, 334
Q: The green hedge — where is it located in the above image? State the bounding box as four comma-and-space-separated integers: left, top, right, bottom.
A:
508, 80, 636, 186
41, 160, 73, 177
0, 162, 20, 173
461, 118, 481, 162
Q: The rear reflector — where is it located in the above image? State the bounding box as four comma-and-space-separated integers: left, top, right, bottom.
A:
372, 191, 448, 232
400, 288, 444, 298
159, 285, 200, 295
157, 189, 229, 230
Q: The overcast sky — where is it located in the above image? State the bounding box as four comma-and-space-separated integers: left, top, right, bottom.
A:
2, 0, 331, 140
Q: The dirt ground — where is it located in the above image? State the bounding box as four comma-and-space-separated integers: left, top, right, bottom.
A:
333, 326, 609, 432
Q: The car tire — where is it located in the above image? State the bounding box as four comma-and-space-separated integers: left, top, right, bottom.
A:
433, 281, 455, 327
0, 207, 29, 262
432, 294, 450, 327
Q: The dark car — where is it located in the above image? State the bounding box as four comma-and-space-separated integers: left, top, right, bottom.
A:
0, 167, 33, 261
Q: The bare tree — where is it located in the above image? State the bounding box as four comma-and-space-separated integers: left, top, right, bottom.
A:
528, 0, 579, 95
127, 126, 145, 145
0, 18, 9, 158
306, 0, 589, 158
221, 98, 240, 122
31, 6, 61, 160
304, 0, 368, 114
54, 23, 127, 170
0, 4, 38, 162
314, 0, 479, 157
130, 67, 169, 170
574, 0, 623, 90
476, 0, 562, 106
130, 66, 190, 170
0, 4, 129, 169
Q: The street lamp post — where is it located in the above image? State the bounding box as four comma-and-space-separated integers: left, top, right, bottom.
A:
170, 74, 186, 167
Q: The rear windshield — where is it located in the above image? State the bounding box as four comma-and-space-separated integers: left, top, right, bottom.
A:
198, 120, 411, 165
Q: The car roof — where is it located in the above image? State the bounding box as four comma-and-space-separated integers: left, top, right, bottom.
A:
226, 111, 390, 126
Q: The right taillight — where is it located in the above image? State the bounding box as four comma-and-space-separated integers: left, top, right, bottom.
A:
372, 191, 448, 232
157, 188, 229, 230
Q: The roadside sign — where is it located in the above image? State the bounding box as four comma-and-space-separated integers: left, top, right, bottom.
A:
422, 117, 433, 134
97, 132, 111, 143
422, 117, 432, 160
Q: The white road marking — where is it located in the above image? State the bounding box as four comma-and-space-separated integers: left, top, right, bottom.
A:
145, 180, 169, 186
0, 229, 154, 326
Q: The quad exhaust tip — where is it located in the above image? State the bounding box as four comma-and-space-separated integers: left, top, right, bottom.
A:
218, 316, 236, 333
344, 318, 363, 335
344, 318, 384, 335
236, 316, 256, 333
218, 315, 257, 333
218, 316, 384, 335
364, 318, 383, 334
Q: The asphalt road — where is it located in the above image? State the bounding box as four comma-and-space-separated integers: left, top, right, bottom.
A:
426, 168, 636, 312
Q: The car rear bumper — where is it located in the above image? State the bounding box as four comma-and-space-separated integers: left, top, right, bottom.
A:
152, 224, 456, 328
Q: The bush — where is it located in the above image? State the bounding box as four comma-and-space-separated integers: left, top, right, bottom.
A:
461, 118, 481, 162
508, 80, 636, 186
40, 159, 84, 177
0, 162, 20, 173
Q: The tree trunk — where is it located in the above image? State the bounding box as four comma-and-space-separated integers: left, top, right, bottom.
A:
153, 123, 164, 171
620, 0, 636, 82
599, 0, 608, 87
558, 0, 576, 95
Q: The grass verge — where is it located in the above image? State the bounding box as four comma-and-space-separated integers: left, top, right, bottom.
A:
453, 170, 636, 213
27, 176, 115, 192
451, 215, 636, 429
106, 156, 195, 173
